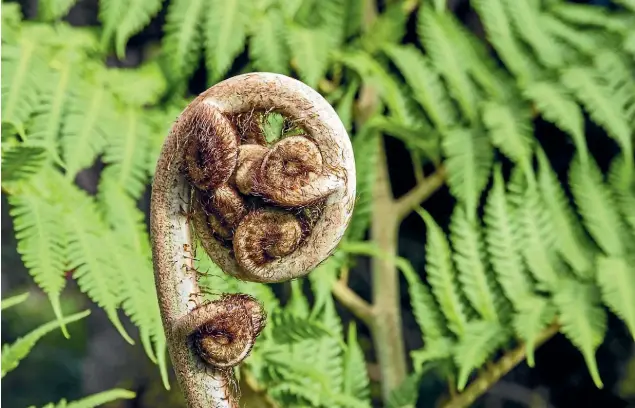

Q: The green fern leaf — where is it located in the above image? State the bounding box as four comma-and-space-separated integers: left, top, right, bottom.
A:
542, 14, 599, 56
608, 155, 635, 237
614, 0, 635, 11
596, 256, 635, 340
1, 42, 43, 130
569, 156, 626, 257
319, 0, 347, 47
523, 81, 587, 164
550, 3, 629, 33
503, 0, 564, 68
484, 167, 534, 306
625, 31, 635, 61
442, 127, 494, 217
1, 310, 90, 378
450, 206, 499, 322
162, 0, 205, 79
386, 372, 422, 408
249, 7, 289, 75
554, 278, 607, 388
1, 146, 47, 184
270, 312, 333, 344
104, 62, 167, 107
561, 67, 632, 174
308, 251, 345, 317
360, 3, 407, 54
204, 0, 250, 81
417, 209, 468, 338
482, 101, 533, 171
38, 0, 78, 21
593, 49, 635, 125
287, 25, 330, 89
454, 320, 509, 391
513, 296, 556, 367
51, 389, 136, 408
383, 45, 457, 130
9, 190, 69, 337
1, 292, 30, 311
114, 0, 162, 58
367, 115, 440, 163
411, 337, 454, 368
342, 323, 370, 402
536, 150, 594, 279
418, 6, 477, 122
335, 80, 359, 133
98, 0, 125, 48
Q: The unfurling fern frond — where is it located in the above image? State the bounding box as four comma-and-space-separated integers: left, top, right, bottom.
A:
536, 150, 594, 279
513, 296, 556, 367
596, 256, 635, 340
418, 6, 477, 122
417, 209, 469, 338
249, 7, 289, 75
561, 67, 633, 177
482, 101, 533, 172
342, 323, 371, 404
9, 188, 69, 337
2, 310, 90, 378
384, 45, 457, 130
287, 25, 330, 89
523, 81, 588, 164
554, 278, 607, 388
162, 0, 205, 79
569, 156, 626, 257
450, 206, 500, 323
204, 0, 250, 81
484, 168, 534, 306
1, 146, 47, 184
454, 320, 509, 391
442, 127, 493, 218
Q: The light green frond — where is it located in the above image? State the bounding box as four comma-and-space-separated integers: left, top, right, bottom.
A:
1, 146, 47, 184
249, 8, 289, 75
367, 115, 440, 163
625, 31, 635, 61
536, 150, 594, 279
1, 310, 90, 378
335, 79, 359, 133
484, 167, 534, 306
417, 209, 468, 338
418, 6, 477, 122
204, 0, 250, 81
308, 251, 345, 316
442, 127, 494, 217
596, 256, 635, 340
554, 278, 607, 388
162, 0, 205, 79
541, 15, 599, 56
287, 25, 330, 89
614, 0, 635, 11
38, 0, 78, 21
550, 3, 629, 33
569, 156, 626, 257
383, 45, 457, 130
482, 101, 533, 171
319, 0, 347, 47
114, 0, 162, 57
503, 0, 563, 68
1, 41, 43, 129
593, 49, 635, 124
101, 107, 150, 199
270, 312, 333, 344
1, 292, 30, 311
342, 323, 370, 403
98, 0, 125, 48
450, 206, 499, 323
360, 3, 407, 54
9, 190, 69, 337
608, 155, 635, 237
386, 372, 422, 408
411, 337, 454, 368
454, 320, 509, 390
104, 62, 167, 107
513, 296, 556, 367
517, 186, 562, 292
62, 389, 135, 408
561, 68, 632, 174
310, 301, 344, 392
523, 81, 587, 164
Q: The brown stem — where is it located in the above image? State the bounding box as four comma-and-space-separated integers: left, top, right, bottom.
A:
332, 280, 374, 325
442, 323, 560, 408
395, 166, 446, 222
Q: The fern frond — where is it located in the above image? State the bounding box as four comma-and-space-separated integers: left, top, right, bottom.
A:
484, 167, 534, 306
104, 62, 167, 107
9, 190, 69, 337
270, 312, 333, 344
113, 0, 162, 57
319, 0, 347, 47
502, 0, 563, 68
454, 320, 509, 391
536, 150, 593, 279
523, 81, 587, 164
204, 0, 250, 81
1, 146, 47, 184
59, 389, 135, 408
308, 251, 345, 316
569, 156, 626, 257
342, 323, 370, 403
541, 14, 599, 57
368, 115, 440, 163
411, 337, 454, 368
1, 310, 90, 378
162, 0, 205, 79
450, 206, 500, 323
554, 279, 607, 388
335, 79, 359, 133
360, 3, 407, 54
550, 3, 629, 33
1, 42, 43, 130
593, 49, 635, 124
386, 372, 422, 408
98, 0, 125, 49
513, 296, 556, 367
417, 209, 468, 338
482, 101, 533, 171
249, 7, 289, 75
38, 0, 78, 21
418, 6, 477, 122
596, 256, 635, 340
1, 292, 30, 311
608, 155, 635, 237
287, 25, 330, 89
561, 68, 632, 174
383, 45, 457, 130
442, 127, 494, 217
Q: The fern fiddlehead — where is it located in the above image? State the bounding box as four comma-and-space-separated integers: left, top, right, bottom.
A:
150, 73, 355, 407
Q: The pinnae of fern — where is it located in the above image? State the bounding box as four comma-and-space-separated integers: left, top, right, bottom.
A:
150, 73, 355, 407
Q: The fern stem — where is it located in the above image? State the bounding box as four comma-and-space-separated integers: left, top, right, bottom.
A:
395, 166, 446, 221
332, 279, 374, 325
442, 322, 560, 408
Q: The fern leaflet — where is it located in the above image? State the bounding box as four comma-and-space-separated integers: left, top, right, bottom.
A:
249, 7, 289, 75
513, 296, 556, 367
342, 323, 370, 403
596, 256, 635, 340
162, 0, 205, 79
482, 101, 533, 171
287, 25, 330, 89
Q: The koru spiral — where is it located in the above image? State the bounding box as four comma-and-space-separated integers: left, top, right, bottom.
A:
150, 73, 356, 407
